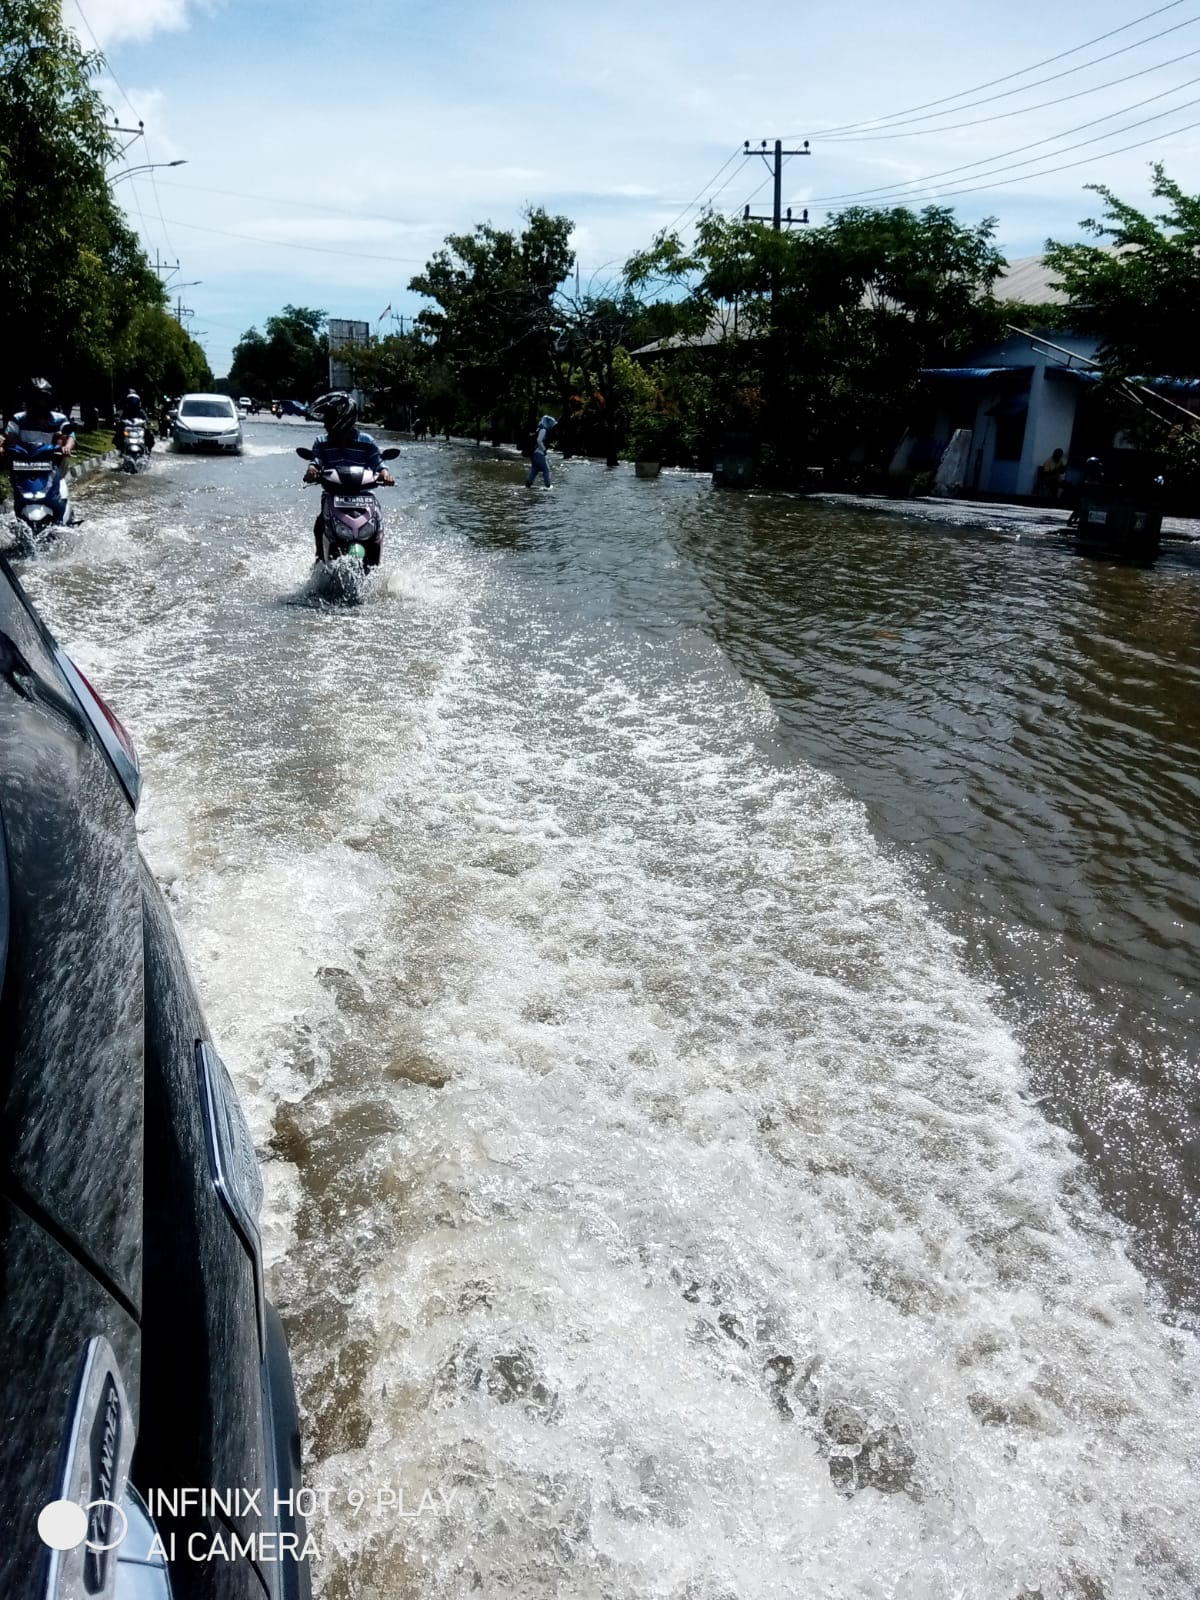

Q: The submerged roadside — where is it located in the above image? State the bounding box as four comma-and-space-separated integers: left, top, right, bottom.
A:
813, 490, 1200, 544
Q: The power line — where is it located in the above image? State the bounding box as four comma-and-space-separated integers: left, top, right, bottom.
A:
141, 139, 179, 264
156, 178, 425, 227
820, 20, 1200, 141
820, 42, 1200, 142
843, 109, 1200, 210
662, 148, 748, 235
67, 0, 141, 121
812, 75, 1200, 205
158, 216, 430, 264
795, 0, 1193, 138
732, 169, 773, 218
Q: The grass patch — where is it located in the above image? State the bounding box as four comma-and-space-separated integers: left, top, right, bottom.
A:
70, 428, 116, 462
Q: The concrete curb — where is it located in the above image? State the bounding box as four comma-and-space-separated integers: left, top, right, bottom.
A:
67, 450, 120, 483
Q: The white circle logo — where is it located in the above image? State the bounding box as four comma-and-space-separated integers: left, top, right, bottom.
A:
37, 1498, 128, 1553
37, 1501, 88, 1551
84, 1499, 129, 1552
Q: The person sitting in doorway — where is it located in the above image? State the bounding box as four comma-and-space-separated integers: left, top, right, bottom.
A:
1038, 446, 1066, 502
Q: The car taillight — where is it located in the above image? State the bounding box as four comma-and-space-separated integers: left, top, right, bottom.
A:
53, 649, 142, 809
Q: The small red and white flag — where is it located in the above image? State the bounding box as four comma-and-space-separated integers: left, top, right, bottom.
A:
377, 303, 392, 323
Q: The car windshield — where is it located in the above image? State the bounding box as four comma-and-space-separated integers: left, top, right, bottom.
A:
180, 400, 235, 419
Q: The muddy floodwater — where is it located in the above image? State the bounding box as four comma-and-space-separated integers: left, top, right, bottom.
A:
16, 420, 1200, 1598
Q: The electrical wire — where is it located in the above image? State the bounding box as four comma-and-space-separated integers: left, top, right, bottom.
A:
792, 0, 1192, 137
67, 0, 141, 120
158, 216, 430, 264
142, 133, 180, 264
662, 148, 748, 235
820, 23, 1200, 140
156, 179, 422, 226
811, 74, 1200, 204
701, 155, 756, 211
818, 42, 1200, 142
843, 109, 1200, 210
732, 170, 774, 219
69, 0, 181, 271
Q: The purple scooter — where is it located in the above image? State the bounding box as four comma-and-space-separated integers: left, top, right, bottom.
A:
297, 444, 400, 580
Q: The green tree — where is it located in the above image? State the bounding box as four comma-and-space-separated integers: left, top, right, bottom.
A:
228, 305, 328, 400
118, 304, 211, 402
409, 207, 574, 441
351, 330, 433, 428
558, 288, 646, 464
1044, 165, 1200, 376
0, 0, 168, 407
626, 205, 1004, 479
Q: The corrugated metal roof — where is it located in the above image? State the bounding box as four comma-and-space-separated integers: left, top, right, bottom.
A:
994, 256, 1067, 305
921, 366, 1034, 379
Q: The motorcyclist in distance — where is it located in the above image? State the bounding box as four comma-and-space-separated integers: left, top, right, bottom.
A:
115, 389, 156, 452
303, 391, 394, 562
1, 377, 76, 523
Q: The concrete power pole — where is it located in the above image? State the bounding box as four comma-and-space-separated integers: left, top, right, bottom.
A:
742, 138, 811, 229
738, 139, 813, 485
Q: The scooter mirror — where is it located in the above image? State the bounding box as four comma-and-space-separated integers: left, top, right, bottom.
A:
296, 447, 315, 460
381, 448, 401, 461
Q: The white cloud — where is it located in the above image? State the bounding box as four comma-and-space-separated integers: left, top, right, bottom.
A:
63, 0, 207, 50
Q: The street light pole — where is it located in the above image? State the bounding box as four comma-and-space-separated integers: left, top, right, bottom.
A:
109, 159, 187, 184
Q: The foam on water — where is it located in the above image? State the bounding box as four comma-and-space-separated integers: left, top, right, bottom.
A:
19, 473, 1200, 1599
288, 608, 1198, 1598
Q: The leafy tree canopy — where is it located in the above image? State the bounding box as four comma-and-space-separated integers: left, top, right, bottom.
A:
0, 0, 168, 400
1044, 165, 1200, 377
409, 207, 574, 426
228, 305, 328, 400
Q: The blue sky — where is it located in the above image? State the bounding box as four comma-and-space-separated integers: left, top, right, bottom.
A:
65, 0, 1200, 376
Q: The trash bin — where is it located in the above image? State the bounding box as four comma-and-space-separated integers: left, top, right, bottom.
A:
1076, 488, 1163, 559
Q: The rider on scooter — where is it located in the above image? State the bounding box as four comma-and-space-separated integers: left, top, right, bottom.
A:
304, 391, 394, 563
114, 389, 156, 452
2, 378, 75, 523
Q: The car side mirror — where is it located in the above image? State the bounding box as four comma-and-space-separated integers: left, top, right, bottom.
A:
381, 448, 400, 461
296, 447, 314, 461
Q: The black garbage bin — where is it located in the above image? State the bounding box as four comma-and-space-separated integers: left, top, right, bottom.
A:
1076, 487, 1163, 559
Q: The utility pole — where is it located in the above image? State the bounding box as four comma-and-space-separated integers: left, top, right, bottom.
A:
111, 118, 144, 158
151, 252, 181, 278
741, 138, 811, 229
740, 138, 813, 486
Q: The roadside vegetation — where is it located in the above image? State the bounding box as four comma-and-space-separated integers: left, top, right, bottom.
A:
306, 181, 1200, 490
0, 0, 210, 419
5, 1, 1198, 487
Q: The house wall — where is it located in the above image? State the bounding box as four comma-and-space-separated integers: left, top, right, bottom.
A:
963, 333, 1099, 496
1024, 377, 1076, 491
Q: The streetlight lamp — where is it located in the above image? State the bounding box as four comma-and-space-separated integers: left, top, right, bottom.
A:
110, 159, 187, 184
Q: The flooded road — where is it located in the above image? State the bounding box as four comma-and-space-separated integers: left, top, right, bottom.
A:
15, 420, 1200, 1598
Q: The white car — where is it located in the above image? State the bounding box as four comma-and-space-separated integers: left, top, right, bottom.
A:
172, 393, 243, 454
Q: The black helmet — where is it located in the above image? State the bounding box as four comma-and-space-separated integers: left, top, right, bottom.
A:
308, 391, 356, 434
27, 376, 52, 405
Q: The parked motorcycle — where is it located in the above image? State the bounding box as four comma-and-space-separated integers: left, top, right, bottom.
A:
118, 418, 150, 473
297, 445, 400, 595
5, 441, 71, 539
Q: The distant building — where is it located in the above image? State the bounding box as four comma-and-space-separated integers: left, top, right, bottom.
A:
633, 252, 1195, 498
912, 255, 1200, 498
